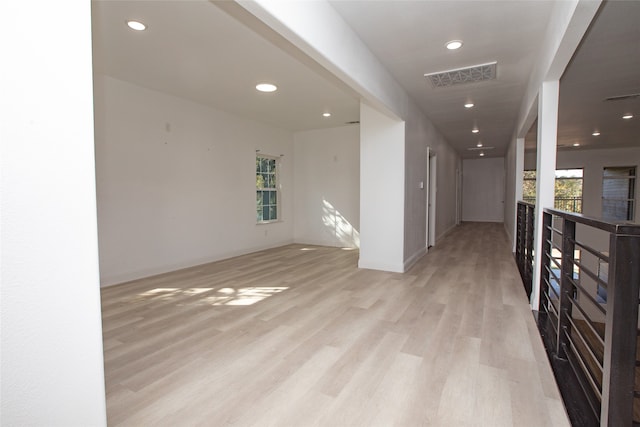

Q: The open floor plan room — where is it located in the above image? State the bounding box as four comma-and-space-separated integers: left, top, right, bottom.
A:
102, 223, 569, 426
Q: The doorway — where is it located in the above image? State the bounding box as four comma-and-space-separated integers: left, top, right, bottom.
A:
426, 148, 437, 249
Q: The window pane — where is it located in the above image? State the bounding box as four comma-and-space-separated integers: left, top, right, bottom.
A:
604, 167, 635, 178
603, 166, 636, 221
256, 156, 279, 222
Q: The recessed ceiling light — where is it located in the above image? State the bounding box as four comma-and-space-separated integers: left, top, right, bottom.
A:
126, 20, 146, 31
256, 83, 277, 93
446, 40, 463, 50
573, 143, 580, 147
622, 113, 633, 119
322, 112, 331, 117
592, 131, 600, 136
464, 102, 474, 109
479, 152, 485, 157
472, 128, 479, 134
476, 142, 483, 148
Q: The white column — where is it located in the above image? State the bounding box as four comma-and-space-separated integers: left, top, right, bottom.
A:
512, 137, 525, 252
1, 1, 107, 425
531, 80, 559, 309
358, 102, 406, 272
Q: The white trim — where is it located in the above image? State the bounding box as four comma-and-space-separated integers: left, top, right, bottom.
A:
357, 259, 405, 273
100, 239, 296, 287
436, 223, 458, 242
404, 247, 427, 271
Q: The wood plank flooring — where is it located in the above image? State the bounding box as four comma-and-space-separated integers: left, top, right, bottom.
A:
101, 222, 570, 426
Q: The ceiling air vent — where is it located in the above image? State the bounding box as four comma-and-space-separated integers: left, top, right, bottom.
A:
345, 120, 360, 125
425, 61, 497, 88
604, 93, 640, 102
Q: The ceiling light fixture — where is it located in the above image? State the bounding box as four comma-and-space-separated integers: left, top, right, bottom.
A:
472, 128, 479, 134
479, 152, 485, 157
126, 20, 147, 31
256, 83, 277, 93
322, 112, 331, 117
573, 143, 580, 147
446, 40, 463, 50
464, 102, 474, 109
476, 142, 483, 148
592, 131, 600, 136
622, 113, 633, 120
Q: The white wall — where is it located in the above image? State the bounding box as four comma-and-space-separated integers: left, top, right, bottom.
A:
504, 138, 525, 248
1, 1, 107, 425
233, 0, 461, 273
462, 157, 506, 222
403, 105, 460, 266
434, 136, 462, 240
293, 125, 360, 247
94, 75, 294, 286
524, 146, 640, 222
359, 102, 406, 272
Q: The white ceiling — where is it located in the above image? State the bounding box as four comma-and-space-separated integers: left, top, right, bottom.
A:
92, 1, 360, 132
92, 0, 639, 159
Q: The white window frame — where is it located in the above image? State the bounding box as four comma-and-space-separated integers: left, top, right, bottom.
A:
256, 154, 280, 224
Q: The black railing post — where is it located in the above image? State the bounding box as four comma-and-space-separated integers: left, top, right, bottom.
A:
601, 231, 640, 426
525, 204, 535, 294
516, 203, 524, 273
557, 217, 576, 359
539, 211, 552, 311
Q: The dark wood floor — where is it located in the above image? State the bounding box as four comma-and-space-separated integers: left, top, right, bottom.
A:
101, 222, 570, 426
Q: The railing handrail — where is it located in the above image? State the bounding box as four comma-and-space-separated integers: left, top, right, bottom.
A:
542, 207, 640, 235
518, 200, 536, 208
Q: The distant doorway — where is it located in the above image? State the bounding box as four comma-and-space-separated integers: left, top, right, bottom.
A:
426, 148, 437, 249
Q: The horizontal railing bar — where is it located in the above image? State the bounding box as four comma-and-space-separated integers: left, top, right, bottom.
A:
549, 256, 562, 271
544, 276, 560, 300
566, 275, 607, 316
518, 201, 535, 208
547, 302, 560, 330
544, 287, 560, 314
571, 238, 610, 264
543, 208, 640, 235
572, 259, 609, 290
564, 343, 603, 421
566, 315, 604, 369
549, 225, 563, 236
564, 338, 603, 399
548, 239, 562, 253
568, 296, 605, 347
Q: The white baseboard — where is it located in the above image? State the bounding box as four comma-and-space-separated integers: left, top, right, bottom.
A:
403, 247, 427, 271
100, 239, 295, 287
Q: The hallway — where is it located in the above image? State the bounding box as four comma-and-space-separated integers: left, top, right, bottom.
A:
101, 222, 569, 426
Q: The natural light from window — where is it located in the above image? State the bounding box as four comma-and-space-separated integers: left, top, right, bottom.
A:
322, 199, 360, 248
133, 286, 288, 306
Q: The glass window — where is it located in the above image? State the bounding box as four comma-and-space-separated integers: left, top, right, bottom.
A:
602, 166, 636, 221
256, 155, 279, 223
522, 169, 583, 213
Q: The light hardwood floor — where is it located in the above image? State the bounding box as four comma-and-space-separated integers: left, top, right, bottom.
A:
101, 222, 570, 426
